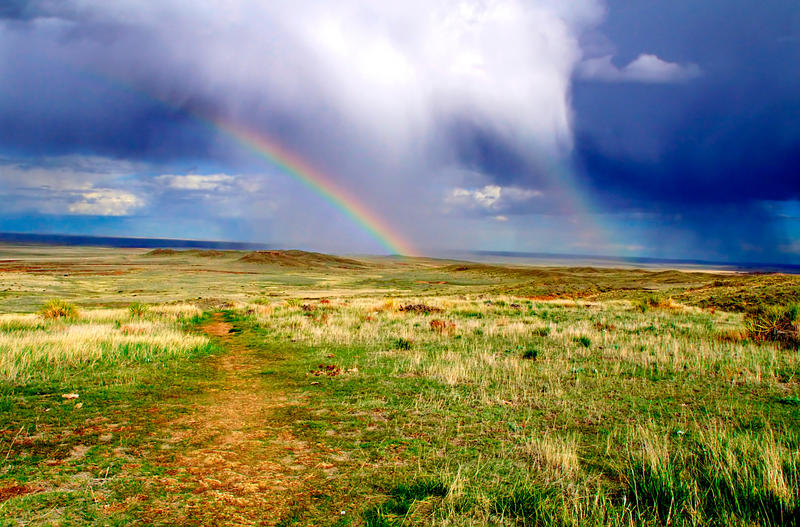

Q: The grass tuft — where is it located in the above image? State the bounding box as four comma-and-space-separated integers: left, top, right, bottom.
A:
364, 478, 448, 526
129, 302, 149, 318
39, 298, 78, 319
394, 337, 413, 350
744, 304, 799, 347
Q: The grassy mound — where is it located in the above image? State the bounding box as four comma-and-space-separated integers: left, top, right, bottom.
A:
144, 248, 181, 256
238, 250, 366, 269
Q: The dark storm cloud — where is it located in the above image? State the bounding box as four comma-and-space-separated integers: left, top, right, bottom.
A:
1, 0, 607, 254
0, 12, 218, 160
571, 0, 800, 260
1, 0, 798, 260
574, 0, 800, 209
0, 1, 60, 20
0, 1, 27, 20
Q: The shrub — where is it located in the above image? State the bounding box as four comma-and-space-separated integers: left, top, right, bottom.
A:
744, 304, 799, 347
638, 294, 659, 312
575, 336, 591, 348
594, 321, 616, 332
395, 338, 413, 350
129, 302, 149, 318
531, 327, 550, 337
430, 319, 456, 334
638, 294, 680, 313
522, 349, 539, 360
39, 299, 78, 319
399, 303, 443, 314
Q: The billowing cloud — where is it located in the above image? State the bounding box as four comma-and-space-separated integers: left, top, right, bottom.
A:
576, 53, 701, 83
0, 156, 144, 216
68, 188, 143, 216
1, 1, 797, 262
444, 184, 542, 213
0, 0, 615, 253
157, 174, 234, 191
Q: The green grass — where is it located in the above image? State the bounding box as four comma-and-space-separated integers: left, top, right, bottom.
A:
227, 294, 800, 525
1, 244, 799, 525
0, 308, 218, 525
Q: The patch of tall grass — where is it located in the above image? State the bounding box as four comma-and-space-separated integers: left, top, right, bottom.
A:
745, 304, 799, 347
39, 298, 78, 319
0, 306, 209, 383
625, 425, 800, 525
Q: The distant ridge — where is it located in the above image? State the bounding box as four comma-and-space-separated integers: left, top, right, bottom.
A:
458, 250, 800, 274
238, 250, 366, 269
0, 232, 271, 250
145, 248, 228, 257
1, 232, 798, 273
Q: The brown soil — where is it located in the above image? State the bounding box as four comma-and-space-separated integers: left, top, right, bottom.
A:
146, 314, 327, 525
0, 483, 41, 503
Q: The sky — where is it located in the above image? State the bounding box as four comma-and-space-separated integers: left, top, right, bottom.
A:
0, 0, 798, 262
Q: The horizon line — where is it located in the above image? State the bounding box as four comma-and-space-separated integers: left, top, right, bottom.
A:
0, 231, 798, 272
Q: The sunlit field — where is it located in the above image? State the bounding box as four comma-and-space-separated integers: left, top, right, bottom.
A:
1, 246, 798, 525
228, 295, 800, 525
0, 304, 206, 384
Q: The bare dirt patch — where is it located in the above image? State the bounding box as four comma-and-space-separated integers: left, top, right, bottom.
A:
0, 483, 42, 503
146, 313, 328, 525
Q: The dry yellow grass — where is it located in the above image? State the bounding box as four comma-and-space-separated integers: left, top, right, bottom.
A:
0, 306, 208, 383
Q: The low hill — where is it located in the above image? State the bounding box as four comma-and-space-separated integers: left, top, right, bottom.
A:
237, 250, 367, 269
145, 248, 181, 256
144, 248, 230, 258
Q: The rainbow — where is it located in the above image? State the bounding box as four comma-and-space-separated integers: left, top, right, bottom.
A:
211, 118, 418, 256
83, 70, 417, 256
78, 68, 619, 258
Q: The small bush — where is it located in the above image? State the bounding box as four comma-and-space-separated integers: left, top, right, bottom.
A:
399, 303, 443, 314
575, 336, 591, 348
395, 338, 413, 350
638, 294, 661, 312
744, 304, 799, 347
594, 321, 616, 332
430, 319, 456, 334
129, 302, 149, 318
638, 294, 680, 313
522, 349, 539, 360
531, 327, 550, 337
39, 299, 78, 319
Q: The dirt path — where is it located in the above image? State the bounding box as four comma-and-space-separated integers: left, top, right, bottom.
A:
150, 313, 324, 525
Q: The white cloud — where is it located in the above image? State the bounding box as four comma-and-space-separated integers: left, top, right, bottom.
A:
445, 184, 542, 213
62, 0, 606, 165
68, 188, 144, 216
157, 174, 234, 191
0, 156, 145, 216
577, 53, 701, 83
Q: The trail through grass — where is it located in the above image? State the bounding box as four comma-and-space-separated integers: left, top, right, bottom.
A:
2, 245, 800, 525
147, 312, 343, 525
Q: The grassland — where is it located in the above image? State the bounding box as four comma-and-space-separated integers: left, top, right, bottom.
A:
1, 245, 799, 525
